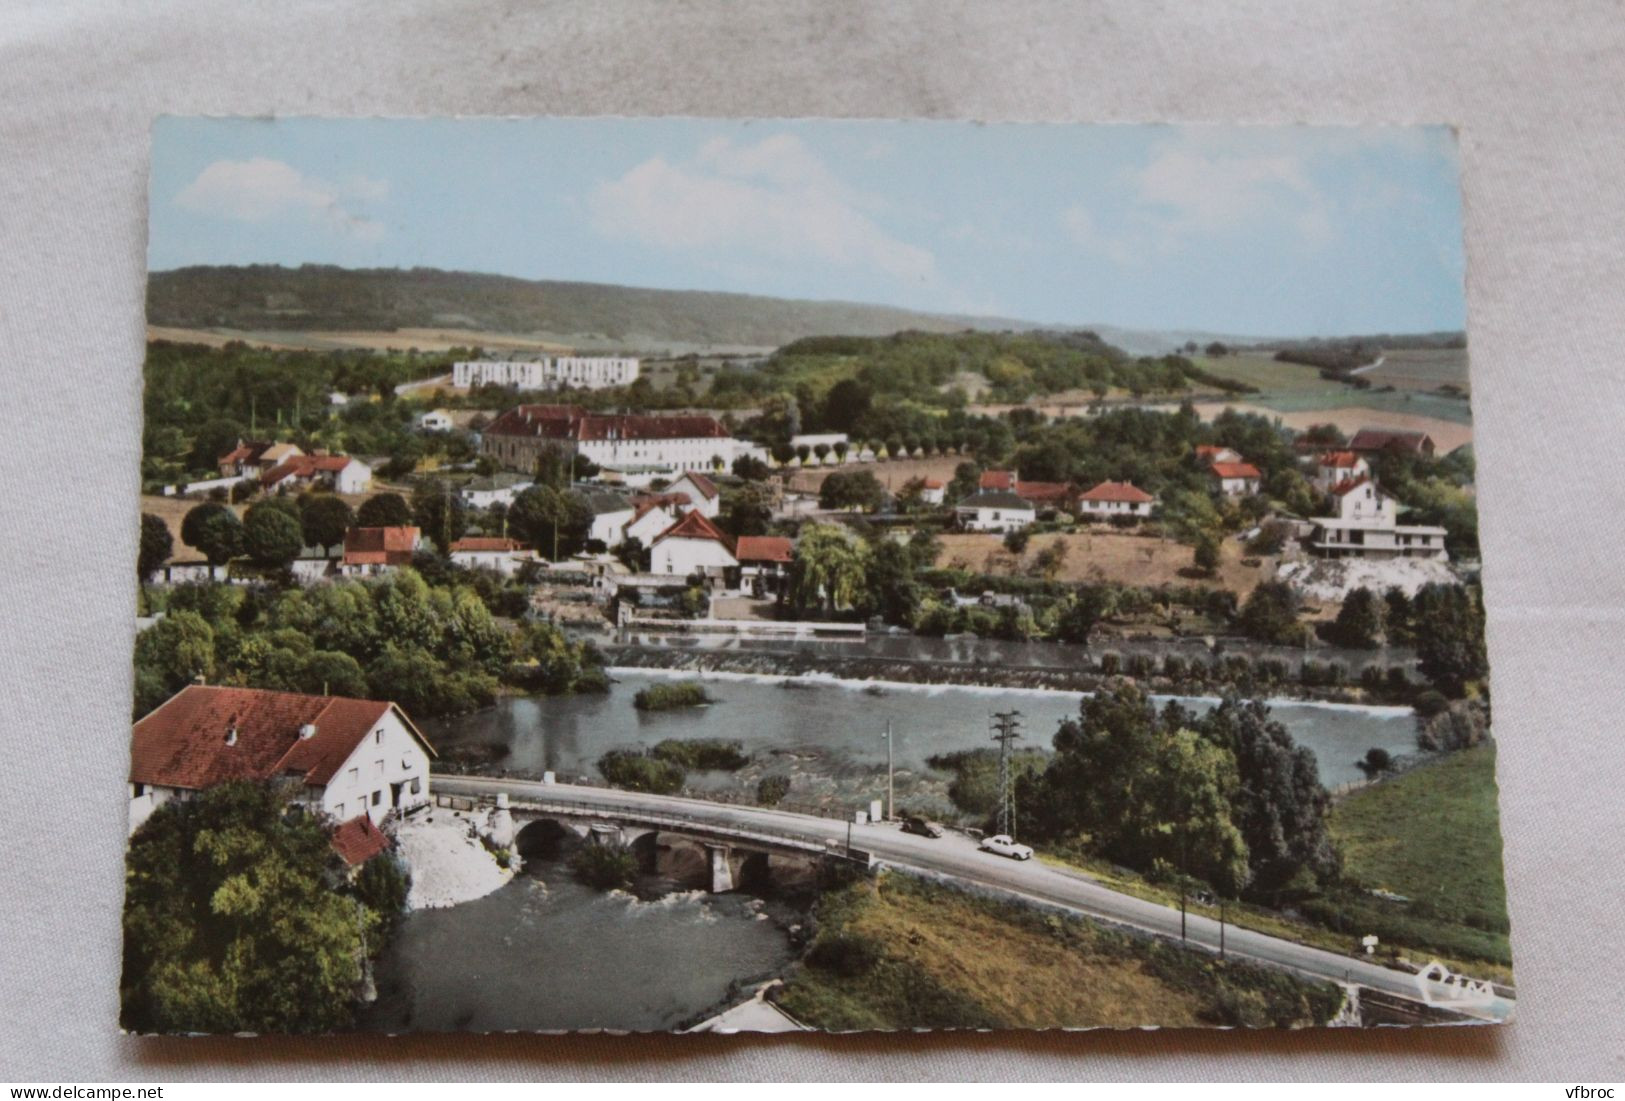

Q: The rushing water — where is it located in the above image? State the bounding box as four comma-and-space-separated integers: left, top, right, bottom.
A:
360, 851, 799, 1034
427, 668, 1415, 791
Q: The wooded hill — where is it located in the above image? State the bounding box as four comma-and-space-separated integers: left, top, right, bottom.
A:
146, 264, 1048, 349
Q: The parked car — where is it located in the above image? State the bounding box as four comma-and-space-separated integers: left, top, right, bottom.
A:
978, 834, 1033, 860
901, 815, 944, 839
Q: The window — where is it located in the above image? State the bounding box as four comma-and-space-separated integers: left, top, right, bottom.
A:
375, 759, 385, 775
375, 729, 384, 745
410, 776, 422, 795
372, 790, 382, 806
335, 802, 345, 818
347, 767, 359, 784
132, 782, 145, 798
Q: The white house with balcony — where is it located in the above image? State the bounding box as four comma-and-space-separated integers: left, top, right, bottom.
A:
1308, 476, 1449, 561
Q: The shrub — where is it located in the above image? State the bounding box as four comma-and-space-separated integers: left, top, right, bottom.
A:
1161, 654, 1188, 680
1256, 657, 1290, 683
806, 932, 883, 977
632, 680, 711, 711
1413, 690, 1450, 719
571, 843, 639, 890
756, 775, 791, 806
597, 750, 685, 794
651, 738, 747, 771
1098, 651, 1122, 675
1124, 652, 1155, 679
1358, 747, 1393, 775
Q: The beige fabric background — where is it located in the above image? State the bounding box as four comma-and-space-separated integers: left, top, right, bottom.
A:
1, 0, 1622, 1081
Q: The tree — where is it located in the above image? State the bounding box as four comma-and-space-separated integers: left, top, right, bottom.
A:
1193, 533, 1221, 576
788, 523, 871, 616
818, 470, 886, 512
508, 485, 591, 560
820, 378, 872, 434
1383, 586, 1416, 646
131, 610, 215, 715
411, 480, 469, 551
1003, 528, 1031, 555
138, 514, 172, 581
721, 483, 774, 538
121, 781, 380, 1034
861, 539, 920, 626
731, 454, 770, 481
1238, 581, 1302, 645
182, 502, 243, 566
299, 494, 353, 551
187, 419, 244, 474
1329, 586, 1384, 649
356, 492, 412, 528
242, 502, 304, 569
1054, 586, 1115, 644
1412, 583, 1488, 696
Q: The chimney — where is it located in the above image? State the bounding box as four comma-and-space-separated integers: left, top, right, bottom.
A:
299, 723, 318, 740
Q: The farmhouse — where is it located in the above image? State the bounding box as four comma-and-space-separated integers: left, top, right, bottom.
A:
218, 439, 302, 479
735, 535, 794, 597
1209, 461, 1262, 497
1312, 450, 1370, 491
650, 509, 737, 578
127, 684, 436, 836
580, 489, 636, 549
1308, 475, 1449, 561
978, 470, 1077, 511
340, 526, 422, 576
261, 453, 372, 495
481, 404, 760, 475
666, 472, 721, 519
954, 490, 1036, 533
449, 535, 538, 577
1349, 428, 1437, 459
1077, 480, 1156, 520
453, 357, 641, 391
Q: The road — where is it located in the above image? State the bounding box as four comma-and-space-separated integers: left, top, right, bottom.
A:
432, 774, 1513, 1024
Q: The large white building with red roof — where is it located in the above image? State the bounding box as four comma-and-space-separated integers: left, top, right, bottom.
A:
260, 452, 372, 495
339, 526, 422, 576
128, 684, 436, 836
481, 404, 763, 476
1209, 460, 1263, 497
649, 510, 738, 578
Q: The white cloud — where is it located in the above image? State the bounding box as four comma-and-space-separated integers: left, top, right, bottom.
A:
587, 135, 936, 285
1064, 136, 1340, 262
175, 158, 387, 241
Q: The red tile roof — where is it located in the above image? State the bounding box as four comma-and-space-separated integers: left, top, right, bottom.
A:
343, 526, 421, 566
674, 472, 719, 499
1079, 480, 1155, 504
1330, 474, 1380, 496
1348, 428, 1435, 455
652, 509, 735, 553
129, 685, 433, 792
1014, 480, 1076, 503
449, 536, 525, 553
1209, 462, 1262, 480
979, 470, 1016, 491
1318, 450, 1362, 468
261, 453, 356, 486
483, 405, 729, 443
331, 814, 392, 867
735, 535, 793, 563
219, 440, 272, 465
920, 478, 945, 490
1194, 445, 1237, 460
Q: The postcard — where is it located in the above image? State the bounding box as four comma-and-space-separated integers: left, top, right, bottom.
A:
124, 117, 1506, 1034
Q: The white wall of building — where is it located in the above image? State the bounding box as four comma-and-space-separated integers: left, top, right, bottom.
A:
454, 357, 640, 390
319, 708, 433, 825
652, 536, 737, 577
956, 504, 1035, 532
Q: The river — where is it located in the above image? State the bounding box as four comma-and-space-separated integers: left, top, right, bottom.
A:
426, 668, 1416, 800
360, 848, 800, 1033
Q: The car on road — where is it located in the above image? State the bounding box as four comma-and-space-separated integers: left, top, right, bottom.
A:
901, 815, 944, 839
978, 834, 1033, 860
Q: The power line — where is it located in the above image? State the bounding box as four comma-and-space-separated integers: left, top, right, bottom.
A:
989, 709, 1023, 838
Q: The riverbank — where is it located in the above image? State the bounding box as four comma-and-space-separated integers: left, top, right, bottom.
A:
395, 811, 513, 910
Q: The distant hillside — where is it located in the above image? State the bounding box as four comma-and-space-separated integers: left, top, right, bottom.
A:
146, 265, 1056, 351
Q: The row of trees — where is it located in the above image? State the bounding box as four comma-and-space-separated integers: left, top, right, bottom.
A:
133, 570, 605, 719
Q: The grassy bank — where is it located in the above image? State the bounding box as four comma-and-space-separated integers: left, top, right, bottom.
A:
1330, 744, 1511, 963
772, 872, 1341, 1031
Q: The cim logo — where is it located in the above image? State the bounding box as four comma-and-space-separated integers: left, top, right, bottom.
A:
1413, 960, 1497, 1008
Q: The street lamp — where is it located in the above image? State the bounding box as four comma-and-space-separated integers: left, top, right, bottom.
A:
881, 719, 894, 822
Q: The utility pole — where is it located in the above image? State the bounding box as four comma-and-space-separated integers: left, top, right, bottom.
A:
989, 709, 1023, 838
882, 719, 894, 821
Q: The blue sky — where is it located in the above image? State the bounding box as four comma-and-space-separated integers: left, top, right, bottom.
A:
150, 117, 1466, 338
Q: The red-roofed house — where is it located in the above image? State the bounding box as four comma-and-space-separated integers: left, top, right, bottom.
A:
218, 439, 303, 479
128, 684, 436, 835
331, 813, 393, 868
1209, 461, 1263, 497
1309, 476, 1448, 561
1195, 444, 1243, 466
979, 470, 1017, 492
977, 470, 1077, 511
1312, 450, 1370, 491
340, 526, 422, 577
448, 536, 539, 577
1077, 480, 1156, 520
261, 453, 373, 494
667, 472, 721, 519
735, 535, 794, 597
918, 478, 946, 506
650, 510, 737, 578
623, 496, 686, 549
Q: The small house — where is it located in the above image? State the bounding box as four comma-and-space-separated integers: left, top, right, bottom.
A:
954, 490, 1036, 533
1077, 480, 1156, 520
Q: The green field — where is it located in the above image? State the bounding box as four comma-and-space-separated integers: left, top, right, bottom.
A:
1359, 347, 1471, 393
1331, 744, 1510, 930
1191, 353, 1338, 396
